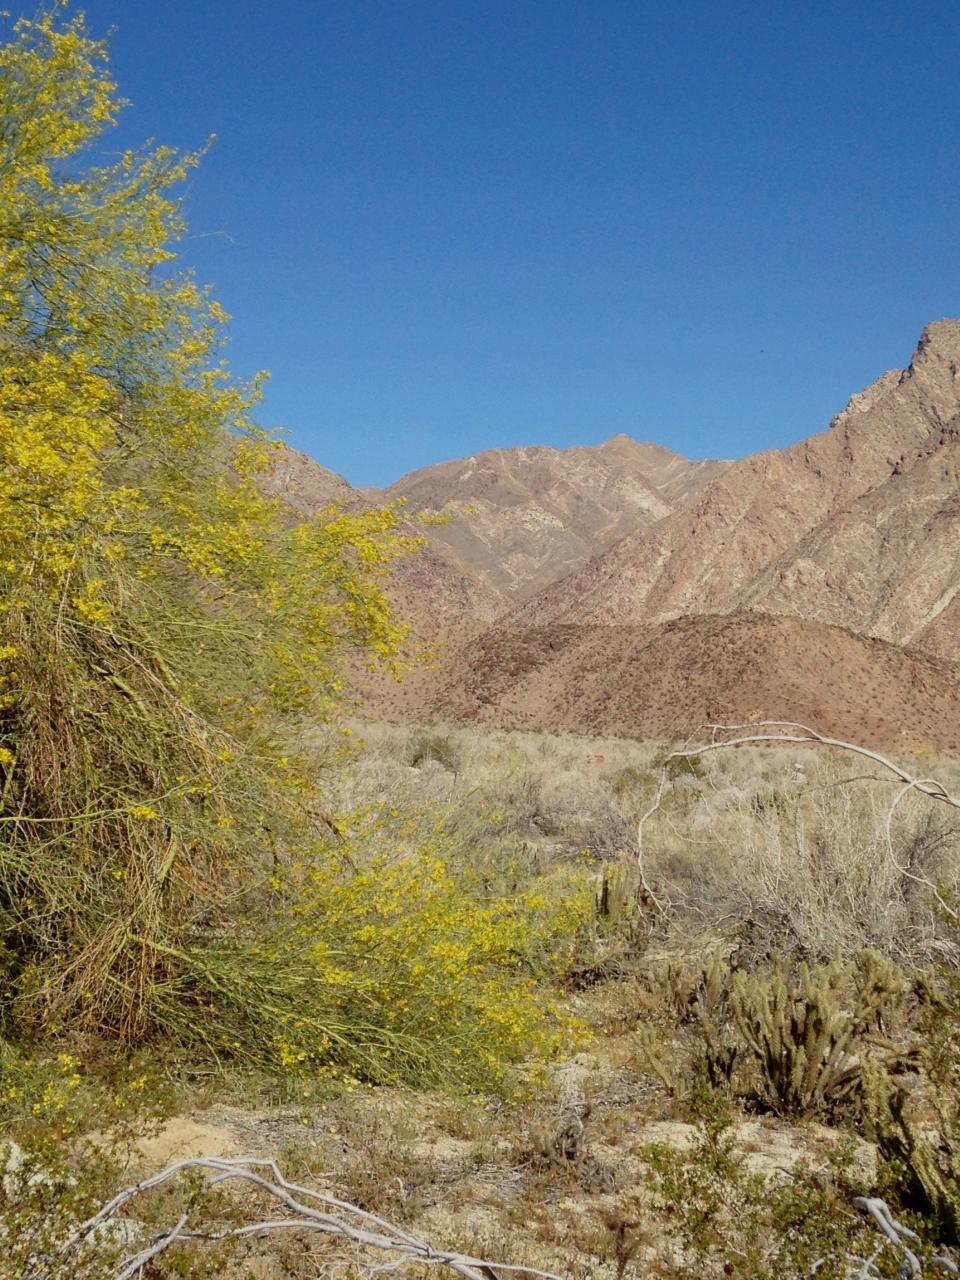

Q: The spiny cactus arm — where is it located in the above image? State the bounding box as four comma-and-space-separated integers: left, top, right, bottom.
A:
730, 970, 792, 1109
70, 1156, 566, 1280
804, 989, 857, 1111
635, 1022, 679, 1095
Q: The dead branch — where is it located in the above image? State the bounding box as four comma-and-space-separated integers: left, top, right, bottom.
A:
666, 721, 960, 921
68, 1155, 564, 1280
668, 722, 960, 814
636, 776, 669, 916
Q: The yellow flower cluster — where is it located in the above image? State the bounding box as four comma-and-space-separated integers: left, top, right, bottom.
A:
0, 5, 428, 1050
0, 1043, 167, 1140
269, 807, 594, 1088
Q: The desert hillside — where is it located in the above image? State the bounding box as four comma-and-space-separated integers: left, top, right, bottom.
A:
421, 612, 960, 751
269, 320, 960, 750
508, 320, 960, 641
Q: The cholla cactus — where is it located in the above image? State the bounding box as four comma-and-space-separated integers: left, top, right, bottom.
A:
689, 949, 740, 1089
637, 949, 739, 1095
864, 992, 960, 1244
730, 949, 910, 1117
643, 948, 915, 1119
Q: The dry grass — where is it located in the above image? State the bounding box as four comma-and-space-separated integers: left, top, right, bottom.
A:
9, 720, 960, 1277
341, 722, 960, 968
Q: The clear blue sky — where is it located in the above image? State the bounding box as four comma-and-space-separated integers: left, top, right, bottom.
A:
66, 1, 960, 486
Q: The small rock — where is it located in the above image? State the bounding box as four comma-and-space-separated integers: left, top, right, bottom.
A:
1, 1140, 76, 1200
82, 1216, 145, 1252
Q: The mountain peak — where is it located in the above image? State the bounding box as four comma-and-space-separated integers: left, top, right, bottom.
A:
911, 317, 960, 369
375, 435, 725, 609
598, 432, 669, 450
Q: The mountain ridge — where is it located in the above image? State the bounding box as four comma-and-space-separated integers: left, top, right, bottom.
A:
506, 319, 960, 653
269, 319, 960, 748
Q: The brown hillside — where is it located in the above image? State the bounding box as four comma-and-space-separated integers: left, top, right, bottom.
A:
419, 612, 960, 752
262, 444, 355, 512
382, 436, 726, 610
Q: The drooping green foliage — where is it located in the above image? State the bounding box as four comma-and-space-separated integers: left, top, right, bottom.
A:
0, 6, 592, 1092
0, 4, 420, 1045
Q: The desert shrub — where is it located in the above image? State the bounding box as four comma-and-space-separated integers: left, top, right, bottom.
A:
0, 1039, 172, 1142
70, 789, 594, 1089
637, 949, 915, 1120
274, 806, 595, 1089
611, 765, 661, 804
0, 1143, 124, 1280
0, 1133, 241, 1279
871, 1071, 960, 1247
639, 1081, 925, 1278
408, 732, 463, 774
0, 6, 424, 1056
48, 811, 597, 1093
637, 757, 960, 966
489, 767, 549, 835
661, 751, 706, 781
0, 1044, 198, 1280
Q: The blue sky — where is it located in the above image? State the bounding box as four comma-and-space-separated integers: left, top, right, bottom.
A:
64, 1, 960, 486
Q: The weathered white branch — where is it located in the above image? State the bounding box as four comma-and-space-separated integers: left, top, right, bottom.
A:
54, 1152, 960, 1278
853, 1196, 922, 1277
667, 721, 960, 920
636, 776, 669, 916
68, 1155, 564, 1280
669, 722, 960, 813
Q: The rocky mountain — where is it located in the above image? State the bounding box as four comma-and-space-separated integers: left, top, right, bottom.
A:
271, 319, 960, 750
267, 436, 725, 624
509, 321, 960, 655
380, 436, 726, 613
731, 415, 960, 659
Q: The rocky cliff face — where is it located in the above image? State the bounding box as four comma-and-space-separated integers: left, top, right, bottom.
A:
508, 321, 960, 661
268, 433, 726, 625
381, 436, 726, 610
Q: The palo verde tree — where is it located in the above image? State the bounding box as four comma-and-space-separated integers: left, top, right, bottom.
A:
0, 5, 420, 1052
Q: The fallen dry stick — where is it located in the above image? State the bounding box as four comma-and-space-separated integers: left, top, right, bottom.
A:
61, 1153, 960, 1277
68, 1154, 565, 1280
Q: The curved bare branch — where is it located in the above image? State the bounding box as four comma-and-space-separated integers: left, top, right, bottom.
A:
68, 1155, 564, 1280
